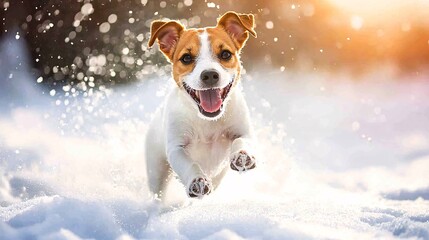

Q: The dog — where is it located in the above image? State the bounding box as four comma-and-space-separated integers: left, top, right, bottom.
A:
146, 11, 257, 199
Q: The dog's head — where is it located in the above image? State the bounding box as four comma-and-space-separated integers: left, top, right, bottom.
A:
148, 11, 257, 120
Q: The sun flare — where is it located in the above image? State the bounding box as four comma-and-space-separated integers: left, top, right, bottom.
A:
326, 0, 429, 22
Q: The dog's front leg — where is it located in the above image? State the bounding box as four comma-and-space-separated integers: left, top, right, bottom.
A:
230, 136, 256, 172
167, 145, 212, 198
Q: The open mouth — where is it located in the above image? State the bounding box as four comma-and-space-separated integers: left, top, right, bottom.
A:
183, 81, 233, 118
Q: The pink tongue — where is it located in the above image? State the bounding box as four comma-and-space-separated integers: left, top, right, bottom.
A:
199, 89, 223, 113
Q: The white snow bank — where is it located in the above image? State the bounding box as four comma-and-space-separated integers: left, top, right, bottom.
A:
1, 34, 429, 239
0, 196, 157, 240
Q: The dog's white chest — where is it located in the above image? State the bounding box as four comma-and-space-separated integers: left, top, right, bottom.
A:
185, 125, 232, 177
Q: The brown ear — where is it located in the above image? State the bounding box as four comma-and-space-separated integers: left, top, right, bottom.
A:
148, 20, 184, 60
217, 11, 257, 49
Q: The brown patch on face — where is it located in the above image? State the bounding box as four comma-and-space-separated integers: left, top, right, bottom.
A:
171, 29, 202, 87
207, 27, 241, 85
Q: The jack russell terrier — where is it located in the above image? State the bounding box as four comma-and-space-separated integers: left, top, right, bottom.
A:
146, 11, 257, 198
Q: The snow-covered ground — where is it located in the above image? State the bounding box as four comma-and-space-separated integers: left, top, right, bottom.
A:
1, 36, 429, 240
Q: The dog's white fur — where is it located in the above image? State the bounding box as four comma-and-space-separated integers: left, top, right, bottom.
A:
146, 18, 256, 198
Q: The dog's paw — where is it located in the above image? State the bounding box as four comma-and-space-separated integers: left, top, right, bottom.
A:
230, 150, 256, 172
188, 177, 212, 198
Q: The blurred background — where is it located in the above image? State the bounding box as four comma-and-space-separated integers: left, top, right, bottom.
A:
2, 0, 429, 89
1, 0, 429, 173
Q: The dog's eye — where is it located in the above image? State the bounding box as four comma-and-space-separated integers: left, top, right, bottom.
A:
180, 54, 194, 65
220, 50, 232, 60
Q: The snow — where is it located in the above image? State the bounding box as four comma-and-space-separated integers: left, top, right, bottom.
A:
1, 35, 429, 240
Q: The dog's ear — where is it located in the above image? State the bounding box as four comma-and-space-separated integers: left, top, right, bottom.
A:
148, 20, 184, 61
217, 11, 257, 49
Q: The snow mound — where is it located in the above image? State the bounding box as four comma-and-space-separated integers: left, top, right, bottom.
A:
1, 34, 429, 239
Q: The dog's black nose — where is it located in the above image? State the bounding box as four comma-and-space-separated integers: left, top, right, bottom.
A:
200, 70, 219, 86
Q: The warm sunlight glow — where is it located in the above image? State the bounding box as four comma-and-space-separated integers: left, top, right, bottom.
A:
327, 0, 429, 22
328, 0, 404, 15
350, 15, 363, 30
